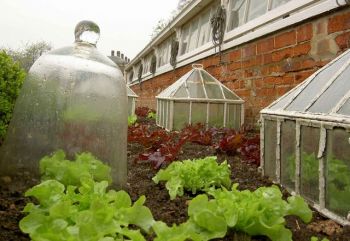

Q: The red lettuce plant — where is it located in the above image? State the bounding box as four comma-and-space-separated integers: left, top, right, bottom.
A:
135, 106, 155, 118
239, 135, 260, 166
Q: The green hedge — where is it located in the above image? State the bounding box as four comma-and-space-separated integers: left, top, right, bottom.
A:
0, 51, 26, 142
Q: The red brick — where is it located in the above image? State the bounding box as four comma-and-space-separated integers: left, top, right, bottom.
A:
293, 42, 311, 57
263, 53, 273, 64
295, 70, 315, 84
272, 48, 293, 62
264, 76, 283, 85
277, 86, 292, 96
242, 57, 257, 68
275, 30, 296, 49
242, 44, 257, 59
282, 74, 295, 85
228, 49, 241, 61
257, 37, 274, 54
297, 23, 313, 43
228, 61, 241, 70
254, 78, 262, 88
335, 31, 350, 50
328, 11, 350, 33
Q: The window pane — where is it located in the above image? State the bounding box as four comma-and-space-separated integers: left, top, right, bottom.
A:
180, 25, 190, 55
247, 0, 268, 22
205, 84, 224, 99
223, 87, 239, 100
308, 66, 350, 114
208, 103, 224, 127
174, 85, 188, 98
264, 119, 277, 181
188, 18, 200, 52
173, 102, 189, 130
300, 126, 320, 203
286, 52, 349, 112
197, 9, 211, 47
188, 83, 206, 98
191, 102, 207, 125
337, 98, 350, 115
226, 104, 241, 129
271, 0, 290, 9
326, 128, 350, 217
281, 120, 296, 190
227, 0, 247, 31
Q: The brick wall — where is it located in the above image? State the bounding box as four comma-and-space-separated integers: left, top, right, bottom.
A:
131, 7, 350, 126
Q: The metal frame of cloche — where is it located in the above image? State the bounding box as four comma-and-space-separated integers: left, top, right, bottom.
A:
127, 85, 138, 116
156, 64, 244, 131
260, 49, 350, 225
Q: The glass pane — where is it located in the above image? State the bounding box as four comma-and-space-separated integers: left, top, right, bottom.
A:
188, 83, 206, 98
223, 87, 239, 100
271, 0, 290, 9
300, 126, 320, 203
206, 84, 224, 99
188, 18, 200, 51
174, 85, 188, 98
191, 102, 207, 125
180, 25, 190, 55
281, 120, 296, 190
326, 128, 350, 217
166, 102, 171, 130
159, 100, 163, 127
173, 102, 189, 130
308, 66, 350, 113
156, 100, 160, 125
187, 71, 202, 83
197, 9, 211, 46
227, 0, 247, 31
286, 51, 350, 111
162, 100, 168, 128
264, 120, 277, 181
208, 103, 224, 127
337, 98, 350, 115
227, 104, 241, 129
200, 71, 216, 83
247, 0, 268, 22
128, 97, 133, 116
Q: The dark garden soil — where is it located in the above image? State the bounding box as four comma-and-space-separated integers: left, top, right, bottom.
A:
1, 118, 350, 241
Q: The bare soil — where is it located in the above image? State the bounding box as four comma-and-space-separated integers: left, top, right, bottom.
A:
1, 119, 350, 241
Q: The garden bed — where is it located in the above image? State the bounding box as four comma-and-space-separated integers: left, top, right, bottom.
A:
1, 116, 350, 241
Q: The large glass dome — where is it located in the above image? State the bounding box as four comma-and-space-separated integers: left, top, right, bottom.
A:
0, 20, 128, 188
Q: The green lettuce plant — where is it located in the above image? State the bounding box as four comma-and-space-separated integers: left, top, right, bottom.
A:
153, 184, 312, 241
152, 156, 231, 200
20, 177, 155, 241
40, 150, 112, 187
128, 115, 137, 126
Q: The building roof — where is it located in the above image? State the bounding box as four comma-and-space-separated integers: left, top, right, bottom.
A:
156, 64, 243, 103
262, 49, 350, 122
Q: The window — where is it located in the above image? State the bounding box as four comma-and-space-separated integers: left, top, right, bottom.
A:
187, 17, 200, 51
128, 71, 134, 83
247, 0, 268, 21
142, 54, 153, 75
197, 8, 211, 47
271, 0, 290, 9
227, 0, 247, 31
180, 24, 190, 55
227, 0, 291, 32
157, 38, 172, 67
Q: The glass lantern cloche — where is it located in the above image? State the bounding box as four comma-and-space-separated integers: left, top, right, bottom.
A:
0, 20, 127, 188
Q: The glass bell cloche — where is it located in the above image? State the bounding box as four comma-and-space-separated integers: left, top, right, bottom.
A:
0, 20, 127, 188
